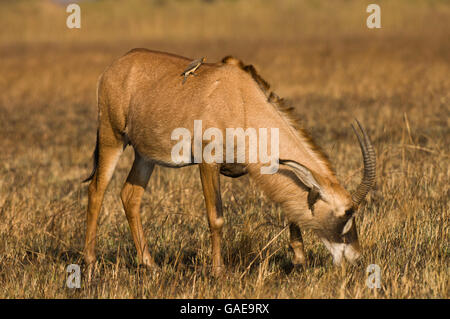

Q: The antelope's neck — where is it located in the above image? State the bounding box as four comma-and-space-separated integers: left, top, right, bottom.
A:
246, 99, 337, 183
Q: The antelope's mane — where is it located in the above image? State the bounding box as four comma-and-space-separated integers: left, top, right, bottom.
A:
221, 55, 334, 175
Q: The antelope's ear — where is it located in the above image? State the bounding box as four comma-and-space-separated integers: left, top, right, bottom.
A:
279, 159, 325, 205
307, 186, 321, 210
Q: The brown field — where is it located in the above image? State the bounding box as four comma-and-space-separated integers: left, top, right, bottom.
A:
0, 0, 448, 298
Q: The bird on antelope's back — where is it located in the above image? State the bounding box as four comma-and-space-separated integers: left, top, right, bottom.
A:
180, 57, 206, 84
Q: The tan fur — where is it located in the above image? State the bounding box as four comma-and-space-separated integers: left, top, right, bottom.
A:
84, 49, 369, 274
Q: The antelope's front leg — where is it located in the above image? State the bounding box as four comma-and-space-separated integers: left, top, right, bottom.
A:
199, 163, 224, 276
289, 223, 307, 267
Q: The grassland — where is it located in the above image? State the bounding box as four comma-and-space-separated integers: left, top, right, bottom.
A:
0, 0, 448, 298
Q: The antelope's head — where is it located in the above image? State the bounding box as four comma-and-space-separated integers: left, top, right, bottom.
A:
280, 121, 376, 265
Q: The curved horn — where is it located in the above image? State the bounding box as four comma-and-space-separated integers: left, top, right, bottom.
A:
351, 120, 376, 205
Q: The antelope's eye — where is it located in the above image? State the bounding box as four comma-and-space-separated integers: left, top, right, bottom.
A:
345, 208, 354, 217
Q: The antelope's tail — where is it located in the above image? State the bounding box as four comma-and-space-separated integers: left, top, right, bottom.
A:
82, 129, 99, 183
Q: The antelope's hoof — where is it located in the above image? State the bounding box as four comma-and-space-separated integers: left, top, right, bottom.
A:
211, 265, 225, 278
140, 258, 161, 274
292, 259, 307, 271
143, 262, 161, 273
84, 253, 96, 266
292, 263, 306, 272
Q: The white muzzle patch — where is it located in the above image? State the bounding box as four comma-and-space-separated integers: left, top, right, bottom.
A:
321, 239, 361, 265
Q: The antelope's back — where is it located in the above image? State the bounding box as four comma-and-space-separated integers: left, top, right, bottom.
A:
98, 49, 258, 164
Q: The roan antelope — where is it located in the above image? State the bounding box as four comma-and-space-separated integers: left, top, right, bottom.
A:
83, 49, 376, 275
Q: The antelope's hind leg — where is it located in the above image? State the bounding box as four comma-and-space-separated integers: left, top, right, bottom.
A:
120, 151, 157, 269
289, 223, 307, 267
199, 163, 225, 276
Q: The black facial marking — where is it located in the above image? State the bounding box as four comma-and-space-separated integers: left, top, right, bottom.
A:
345, 208, 355, 218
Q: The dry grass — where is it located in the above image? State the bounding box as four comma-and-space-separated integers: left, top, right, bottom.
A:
0, 0, 448, 298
